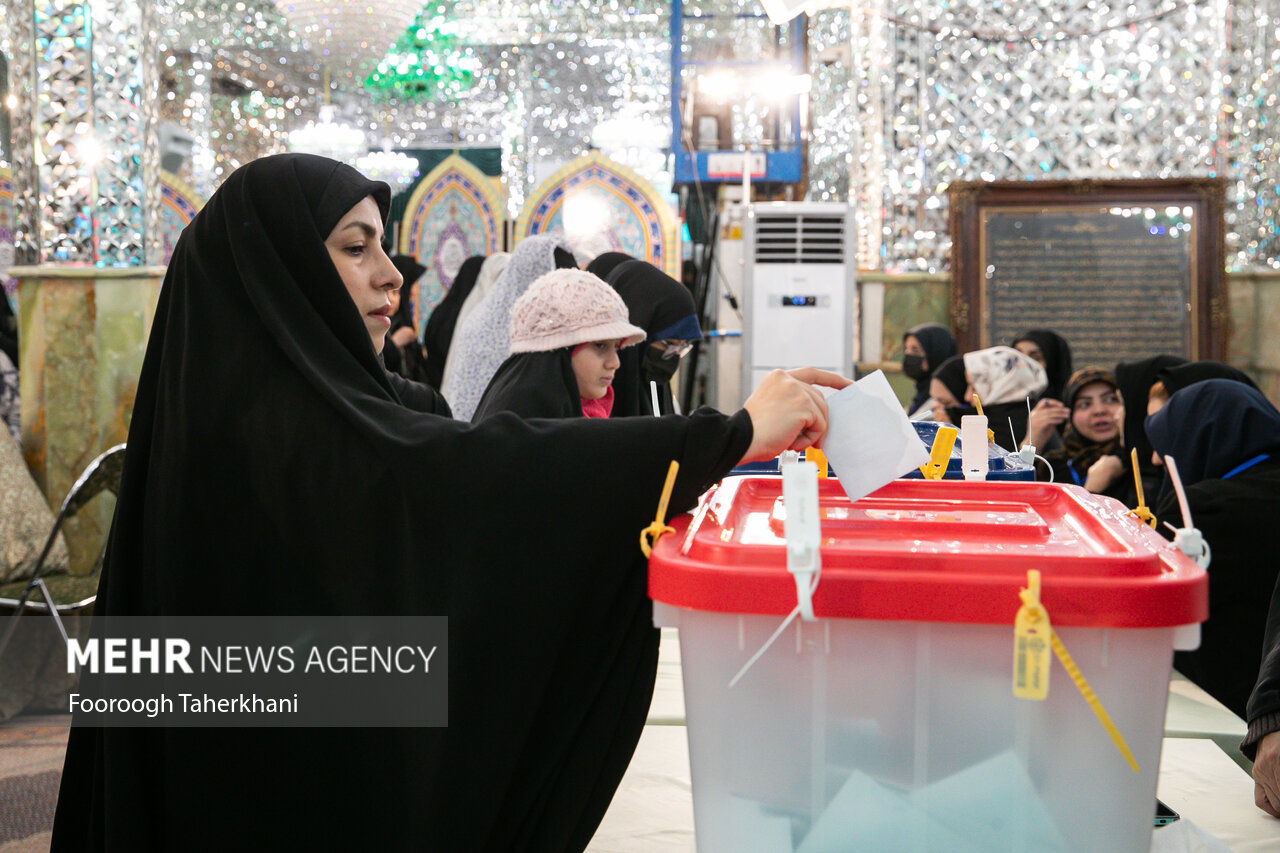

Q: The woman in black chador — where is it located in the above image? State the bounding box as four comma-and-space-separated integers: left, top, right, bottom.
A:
1148, 379, 1280, 719
421, 254, 485, 390
50, 153, 842, 852
604, 260, 703, 417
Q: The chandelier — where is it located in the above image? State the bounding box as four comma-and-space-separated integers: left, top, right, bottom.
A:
365, 11, 477, 102
287, 104, 366, 164
355, 149, 421, 194
273, 0, 424, 76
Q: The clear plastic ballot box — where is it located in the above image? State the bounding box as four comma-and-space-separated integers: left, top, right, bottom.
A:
648, 477, 1208, 853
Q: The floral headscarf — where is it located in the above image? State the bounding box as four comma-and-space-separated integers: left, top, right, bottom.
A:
962, 345, 1048, 407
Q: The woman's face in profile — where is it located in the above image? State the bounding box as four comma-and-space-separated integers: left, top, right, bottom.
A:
324, 196, 403, 353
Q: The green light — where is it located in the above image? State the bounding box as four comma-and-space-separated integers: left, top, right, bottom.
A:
364, 7, 474, 102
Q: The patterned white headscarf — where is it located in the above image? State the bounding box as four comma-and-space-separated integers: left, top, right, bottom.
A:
442, 236, 567, 421
441, 253, 509, 397
962, 345, 1048, 406
455, 253, 509, 331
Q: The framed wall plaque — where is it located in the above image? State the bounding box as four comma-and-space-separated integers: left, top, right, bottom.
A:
948, 179, 1226, 366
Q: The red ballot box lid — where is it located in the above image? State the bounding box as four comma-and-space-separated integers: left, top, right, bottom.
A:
649, 477, 1208, 628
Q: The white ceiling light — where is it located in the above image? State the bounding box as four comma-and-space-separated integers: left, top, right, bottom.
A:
355, 149, 421, 194
287, 104, 366, 163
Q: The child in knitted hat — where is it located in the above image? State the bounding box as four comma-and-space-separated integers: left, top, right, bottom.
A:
471, 269, 645, 421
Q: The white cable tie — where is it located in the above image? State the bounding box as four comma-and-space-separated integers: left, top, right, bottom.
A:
1035, 454, 1054, 483
729, 603, 803, 689
731, 462, 823, 687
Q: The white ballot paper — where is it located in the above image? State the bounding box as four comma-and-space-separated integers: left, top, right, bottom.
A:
821, 370, 930, 503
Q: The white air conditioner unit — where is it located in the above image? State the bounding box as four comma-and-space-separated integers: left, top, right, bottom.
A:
741, 202, 856, 405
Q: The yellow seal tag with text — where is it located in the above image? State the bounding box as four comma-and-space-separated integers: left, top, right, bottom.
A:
1013, 570, 1051, 700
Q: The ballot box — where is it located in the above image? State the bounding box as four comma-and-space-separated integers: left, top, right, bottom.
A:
649, 477, 1207, 853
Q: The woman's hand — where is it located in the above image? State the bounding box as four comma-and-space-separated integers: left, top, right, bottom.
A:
931, 401, 951, 424
1084, 454, 1125, 493
1024, 398, 1069, 448
741, 368, 852, 463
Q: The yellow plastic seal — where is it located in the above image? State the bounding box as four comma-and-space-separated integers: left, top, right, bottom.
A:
920, 425, 958, 480
640, 461, 680, 558
805, 447, 829, 478
1013, 569, 1140, 773
1127, 448, 1157, 528
1013, 570, 1052, 700
971, 393, 996, 444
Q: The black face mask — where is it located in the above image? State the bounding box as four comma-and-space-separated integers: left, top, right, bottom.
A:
902, 354, 928, 381
643, 346, 680, 381
945, 405, 976, 425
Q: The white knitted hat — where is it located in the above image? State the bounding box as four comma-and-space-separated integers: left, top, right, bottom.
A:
509, 269, 646, 353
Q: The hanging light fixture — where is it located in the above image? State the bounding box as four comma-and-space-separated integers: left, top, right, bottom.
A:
365, 10, 478, 102
287, 104, 367, 163
355, 149, 421, 194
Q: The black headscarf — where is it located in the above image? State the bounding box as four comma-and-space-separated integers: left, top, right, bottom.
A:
903, 323, 957, 413
605, 261, 702, 417
389, 254, 425, 332
930, 354, 967, 407
585, 252, 635, 281
1157, 360, 1258, 397
422, 254, 484, 390
51, 153, 753, 851
1115, 354, 1188, 495
1147, 379, 1280, 494
381, 255, 430, 383
472, 349, 582, 422
1011, 329, 1073, 402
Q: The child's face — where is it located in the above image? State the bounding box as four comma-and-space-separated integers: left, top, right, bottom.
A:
572, 340, 623, 400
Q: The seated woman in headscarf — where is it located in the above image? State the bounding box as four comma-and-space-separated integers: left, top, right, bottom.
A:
442, 237, 579, 421
901, 323, 957, 417
1146, 359, 1259, 417
1039, 368, 1132, 501
421, 254, 485, 390
50, 153, 847, 852
933, 346, 1047, 452
925, 354, 967, 424
1115, 354, 1188, 498
604, 260, 703, 417
473, 269, 645, 421
1013, 329, 1073, 448
1147, 379, 1280, 719
1011, 329, 1072, 401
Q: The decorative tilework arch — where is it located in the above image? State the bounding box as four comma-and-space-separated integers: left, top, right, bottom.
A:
398, 154, 504, 327
516, 151, 680, 279
159, 170, 204, 265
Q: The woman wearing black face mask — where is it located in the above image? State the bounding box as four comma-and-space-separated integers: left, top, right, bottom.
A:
902, 323, 957, 417
606, 260, 702, 416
